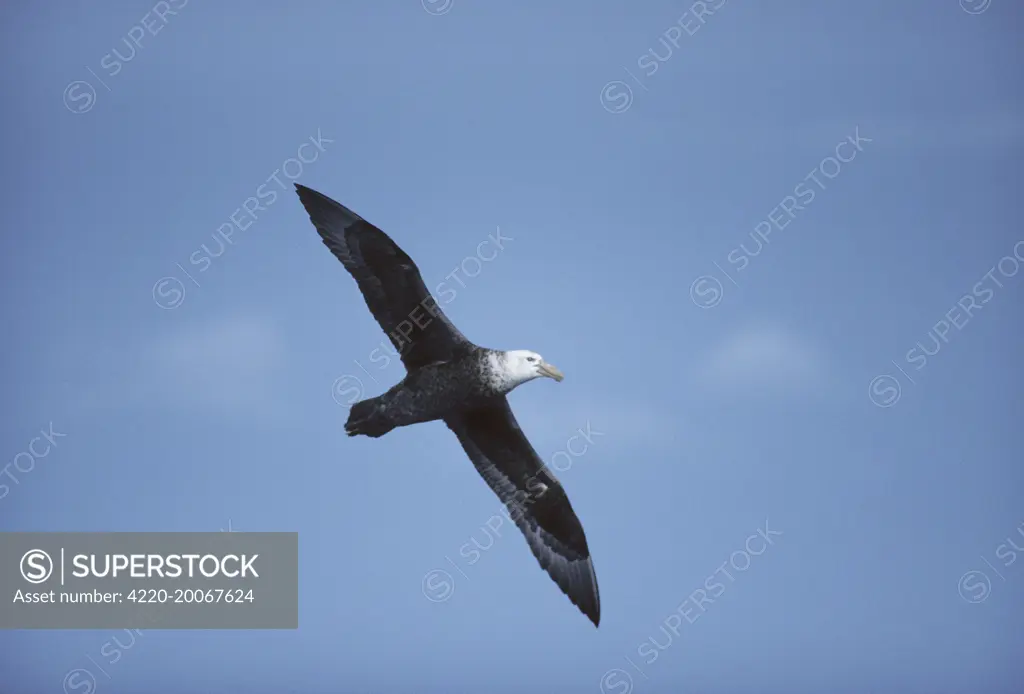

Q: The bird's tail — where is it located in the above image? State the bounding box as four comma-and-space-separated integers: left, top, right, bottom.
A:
345, 397, 393, 438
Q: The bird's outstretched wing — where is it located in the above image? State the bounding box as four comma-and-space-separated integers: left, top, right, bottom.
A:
445, 399, 601, 627
294, 184, 474, 369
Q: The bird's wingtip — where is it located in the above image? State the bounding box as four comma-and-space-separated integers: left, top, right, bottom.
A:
293, 184, 366, 226
583, 593, 600, 627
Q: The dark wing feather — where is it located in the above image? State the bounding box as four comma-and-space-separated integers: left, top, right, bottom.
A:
294, 184, 474, 369
445, 399, 601, 627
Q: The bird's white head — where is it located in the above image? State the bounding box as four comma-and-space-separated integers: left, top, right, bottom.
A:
501, 350, 565, 387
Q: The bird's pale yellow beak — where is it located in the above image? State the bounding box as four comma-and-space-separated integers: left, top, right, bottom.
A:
538, 361, 564, 382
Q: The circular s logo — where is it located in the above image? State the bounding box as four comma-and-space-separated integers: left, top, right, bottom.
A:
332, 375, 364, 407
20, 549, 54, 584
63, 668, 98, 694
867, 374, 901, 408
599, 668, 634, 694
958, 570, 991, 603
421, 569, 454, 603
960, 0, 992, 14
152, 277, 185, 309
421, 0, 453, 15
600, 81, 633, 114
63, 81, 97, 114
689, 275, 724, 309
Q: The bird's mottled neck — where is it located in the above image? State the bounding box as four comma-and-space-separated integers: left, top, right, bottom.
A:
481, 349, 516, 394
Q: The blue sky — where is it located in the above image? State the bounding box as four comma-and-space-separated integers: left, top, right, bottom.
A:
1, 1, 1022, 692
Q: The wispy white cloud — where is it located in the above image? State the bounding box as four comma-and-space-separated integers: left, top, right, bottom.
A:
146, 315, 285, 412
73, 315, 287, 419
876, 110, 1024, 151
692, 325, 828, 397
696, 111, 1022, 153
512, 393, 679, 455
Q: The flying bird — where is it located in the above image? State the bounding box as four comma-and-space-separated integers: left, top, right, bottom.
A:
294, 184, 600, 627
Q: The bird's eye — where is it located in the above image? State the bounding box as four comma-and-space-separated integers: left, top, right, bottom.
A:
526, 357, 536, 362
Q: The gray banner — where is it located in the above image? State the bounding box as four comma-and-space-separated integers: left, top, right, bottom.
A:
0, 533, 297, 629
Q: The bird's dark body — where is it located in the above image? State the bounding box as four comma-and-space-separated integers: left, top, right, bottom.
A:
295, 183, 602, 627
346, 348, 503, 437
